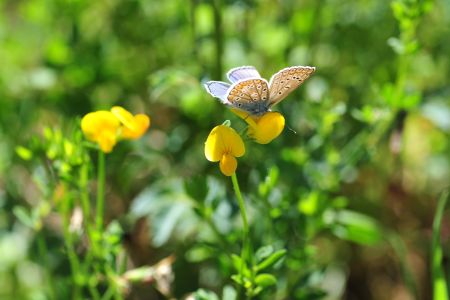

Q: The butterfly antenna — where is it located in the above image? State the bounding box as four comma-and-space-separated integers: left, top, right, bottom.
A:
286, 124, 297, 135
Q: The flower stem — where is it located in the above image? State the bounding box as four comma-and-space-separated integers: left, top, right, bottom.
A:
80, 162, 100, 300
231, 173, 248, 231
61, 192, 82, 298
231, 173, 253, 298
96, 150, 106, 232
80, 163, 95, 259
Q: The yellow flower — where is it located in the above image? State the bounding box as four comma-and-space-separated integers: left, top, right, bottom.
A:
205, 125, 245, 176
111, 106, 151, 140
81, 106, 150, 153
81, 111, 121, 153
232, 109, 285, 144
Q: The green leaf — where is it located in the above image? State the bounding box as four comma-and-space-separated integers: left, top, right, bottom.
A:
258, 166, 279, 197
255, 245, 274, 262
231, 254, 250, 277
391, 1, 405, 21
327, 210, 384, 245
185, 245, 214, 263
193, 289, 219, 300
231, 254, 244, 271
401, 92, 421, 109
252, 286, 263, 296
13, 206, 35, 228
256, 249, 287, 272
104, 221, 124, 246
294, 287, 328, 299
298, 192, 320, 216
388, 37, 405, 55
230, 274, 243, 285
15, 146, 33, 160
332, 196, 348, 209
281, 147, 309, 165
255, 273, 277, 288
222, 285, 237, 300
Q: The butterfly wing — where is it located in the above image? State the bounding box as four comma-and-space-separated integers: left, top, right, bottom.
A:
227, 66, 262, 83
227, 78, 270, 115
204, 81, 231, 103
268, 66, 315, 106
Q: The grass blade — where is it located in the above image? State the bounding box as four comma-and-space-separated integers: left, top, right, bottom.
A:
432, 189, 449, 300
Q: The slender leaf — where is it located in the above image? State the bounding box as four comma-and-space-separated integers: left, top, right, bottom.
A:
255, 273, 277, 287
431, 190, 449, 300
256, 249, 287, 272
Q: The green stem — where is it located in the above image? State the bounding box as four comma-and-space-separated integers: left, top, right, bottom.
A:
119, 250, 128, 274
211, 0, 223, 79
79, 162, 96, 259
79, 162, 102, 300
79, 163, 91, 225
431, 189, 449, 300
96, 150, 106, 232
94, 151, 107, 299
61, 193, 82, 298
189, 0, 198, 58
37, 233, 56, 300
103, 264, 123, 300
88, 285, 102, 300
231, 173, 254, 298
232, 173, 248, 231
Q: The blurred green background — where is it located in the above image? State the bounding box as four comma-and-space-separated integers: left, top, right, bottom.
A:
0, 0, 449, 299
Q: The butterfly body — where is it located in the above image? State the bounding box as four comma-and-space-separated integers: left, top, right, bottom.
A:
204, 66, 315, 116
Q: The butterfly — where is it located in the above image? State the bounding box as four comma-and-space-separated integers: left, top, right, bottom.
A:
204, 65, 315, 116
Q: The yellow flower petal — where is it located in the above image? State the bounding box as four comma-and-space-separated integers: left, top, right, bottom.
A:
81, 111, 120, 152
205, 125, 245, 162
111, 106, 135, 129
111, 106, 150, 140
122, 114, 151, 140
231, 109, 285, 144
97, 130, 117, 153
81, 111, 119, 139
247, 112, 285, 144
219, 154, 237, 176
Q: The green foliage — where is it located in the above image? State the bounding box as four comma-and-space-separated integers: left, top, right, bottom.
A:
0, 0, 449, 299
325, 209, 384, 246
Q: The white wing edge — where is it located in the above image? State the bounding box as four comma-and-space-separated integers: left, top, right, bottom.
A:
226, 77, 270, 90
268, 66, 316, 87
226, 66, 262, 83
204, 81, 231, 103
